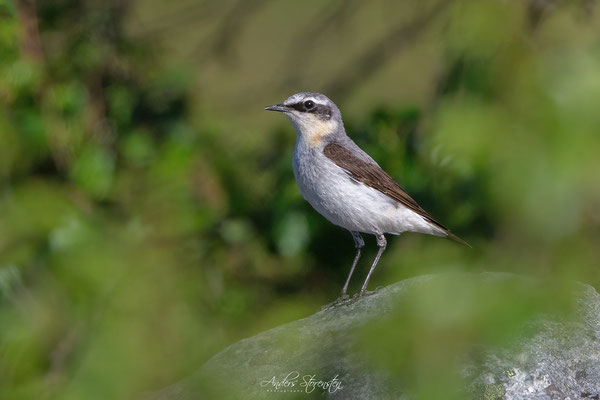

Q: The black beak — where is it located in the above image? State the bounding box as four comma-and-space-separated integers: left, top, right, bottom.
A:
264, 104, 289, 112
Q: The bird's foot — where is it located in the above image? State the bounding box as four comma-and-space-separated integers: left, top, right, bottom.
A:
320, 293, 352, 310
355, 286, 384, 298
321, 287, 386, 310
353, 290, 372, 299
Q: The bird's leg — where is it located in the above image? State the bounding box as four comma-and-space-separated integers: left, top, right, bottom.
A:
339, 231, 364, 299
321, 232, 364, 310
359, 234, 387, 295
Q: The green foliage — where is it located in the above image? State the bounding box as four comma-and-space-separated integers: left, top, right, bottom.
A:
0, 0, 599, 398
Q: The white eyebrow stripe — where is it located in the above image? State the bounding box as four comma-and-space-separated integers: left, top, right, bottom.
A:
284, 97, 327, 107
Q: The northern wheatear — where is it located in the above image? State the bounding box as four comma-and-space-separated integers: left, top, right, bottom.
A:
265, 92, 468, 301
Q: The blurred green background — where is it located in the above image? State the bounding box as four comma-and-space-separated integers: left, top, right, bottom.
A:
1, 0, 599, 398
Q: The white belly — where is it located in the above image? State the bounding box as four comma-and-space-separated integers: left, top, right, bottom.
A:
292, 146, 439, 236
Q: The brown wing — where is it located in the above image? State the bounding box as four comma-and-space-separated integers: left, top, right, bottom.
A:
323, 142, 449, 233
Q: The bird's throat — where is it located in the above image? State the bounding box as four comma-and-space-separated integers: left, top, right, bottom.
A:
293, 118, 338, 147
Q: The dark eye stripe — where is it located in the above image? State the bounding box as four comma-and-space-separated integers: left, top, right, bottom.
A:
286, 102, 332, 119
287, 102, 306, 112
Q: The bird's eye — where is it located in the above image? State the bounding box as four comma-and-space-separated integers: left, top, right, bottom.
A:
304, 100, 314, 109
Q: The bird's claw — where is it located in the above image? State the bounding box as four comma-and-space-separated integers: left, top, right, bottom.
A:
354, 290, 372, 299
355, 286, 383, 298
321, 286, 385, 310
320, 293, 352, 310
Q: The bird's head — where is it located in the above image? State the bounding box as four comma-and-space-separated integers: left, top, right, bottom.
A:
265, 92, 343, 146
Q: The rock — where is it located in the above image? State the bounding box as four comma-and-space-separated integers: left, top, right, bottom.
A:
146, 273, 600, 400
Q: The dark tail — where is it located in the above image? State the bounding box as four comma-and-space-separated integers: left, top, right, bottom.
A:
424, 216, 471, 248
447, 232, 471, 248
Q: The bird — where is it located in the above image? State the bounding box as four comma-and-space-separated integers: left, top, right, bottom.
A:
265, 92, 468, 302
